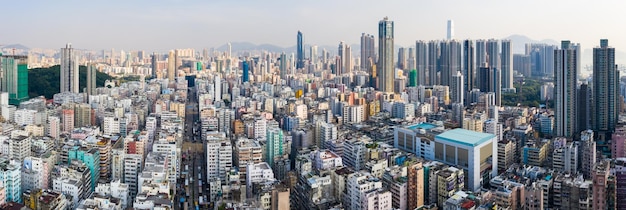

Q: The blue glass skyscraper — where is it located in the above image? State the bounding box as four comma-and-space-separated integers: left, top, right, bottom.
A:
242, 60, 249, 83
297, 31, 304, 69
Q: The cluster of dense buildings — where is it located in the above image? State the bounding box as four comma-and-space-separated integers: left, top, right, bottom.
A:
0, 16, 625, 210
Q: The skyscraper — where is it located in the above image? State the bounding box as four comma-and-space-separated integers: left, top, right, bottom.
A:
478, 67, 501, 106
335, 42, 343, 75
310, 45, 318, 65
408, 47, 416, 71
593, 39, 618, 154
427, 40, 440, 86
279, 53, 287, 80
397, 47, 407, 70
554, 40, 580, 138
296, 31, 305, 69
242, 60, 250, 83
0, 55, 28, 105
450, 71, 464, 105
360, 33, 376, 71
151, 52, 158, 78
214, 74, 221, 102
463, 40, 475, 106
345, 45, 352, 74
378, 17, 395, 93
447, 20, 454, 40
439, 40, 462, 86
167, 50, 176, 81
486, 39, 500, 69
501, 40, 514, 89
86, 64, 97, 97
415, 40, 427, 86
61, 43, 79, 93
476, 39, 488, 67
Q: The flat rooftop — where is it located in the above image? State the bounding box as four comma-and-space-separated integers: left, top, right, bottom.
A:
436, 128, 495, 147
406, 123, 438, 130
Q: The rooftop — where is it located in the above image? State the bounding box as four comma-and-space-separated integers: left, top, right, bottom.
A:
406, 122, 438, 131
436, 128, 495, 147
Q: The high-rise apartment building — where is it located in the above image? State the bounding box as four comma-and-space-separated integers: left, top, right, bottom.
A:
593, 39, 618, 155
476, 39, 487, 68
378, 17, 395, 93
279, 53, 287, 80
554, 40, 579, 138
361, 33, 376, 71
167, 50, 176, 81
266, 127, 284, 168
439, 40, 462, 86
463, 40, 475, 106
151, 53, 158, 78
427, 40, 439, 86
407, 161, 425, 209
86, 65, 97, 97
501, 40, 513, 89
61, 44, 79, 93
415, 41, 427, 86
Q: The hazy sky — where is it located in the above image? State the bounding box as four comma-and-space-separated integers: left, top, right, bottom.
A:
3, 0, 626, 53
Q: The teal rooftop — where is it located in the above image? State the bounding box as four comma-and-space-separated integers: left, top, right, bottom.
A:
436, 128, 495, 147
407, 123, 438, 130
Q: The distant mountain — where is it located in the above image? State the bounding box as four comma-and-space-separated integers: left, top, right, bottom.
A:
216, 42, 288, 53
1, 44, 29, 50
504, 35, 559, 54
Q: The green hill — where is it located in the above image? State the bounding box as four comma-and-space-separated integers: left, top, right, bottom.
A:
28, 65, 114, 99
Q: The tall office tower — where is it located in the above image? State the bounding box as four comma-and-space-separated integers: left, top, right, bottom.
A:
310, 45, 318, 65
450, 71, 464, 105
167, 50, 176, 81
337, 42, 346, 75
61, 43, 79, 93
447, 20, 454, 40
554, 40, 579, 138
296, 31, 305, 69
593, 39, 618, 155
415, 41, 427, 86
501, 40, 513, 89
86, 64, 96, 96
242, 60, 250, 83
361, 33, 376, 71
439, 40, 462, 86
427, 40, 440, 86
463, 40, 475, 106
475, 39, 487, 68
0, 55, 28, 105
397, 47, 407, 70
407, 47, 416, 71
345, 45, 352, 73
378, 17, 395, 93
151, 53, 158, 78
279, 53, 287, 80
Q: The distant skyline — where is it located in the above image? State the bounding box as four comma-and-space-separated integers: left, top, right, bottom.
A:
3, 0, 626, 54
